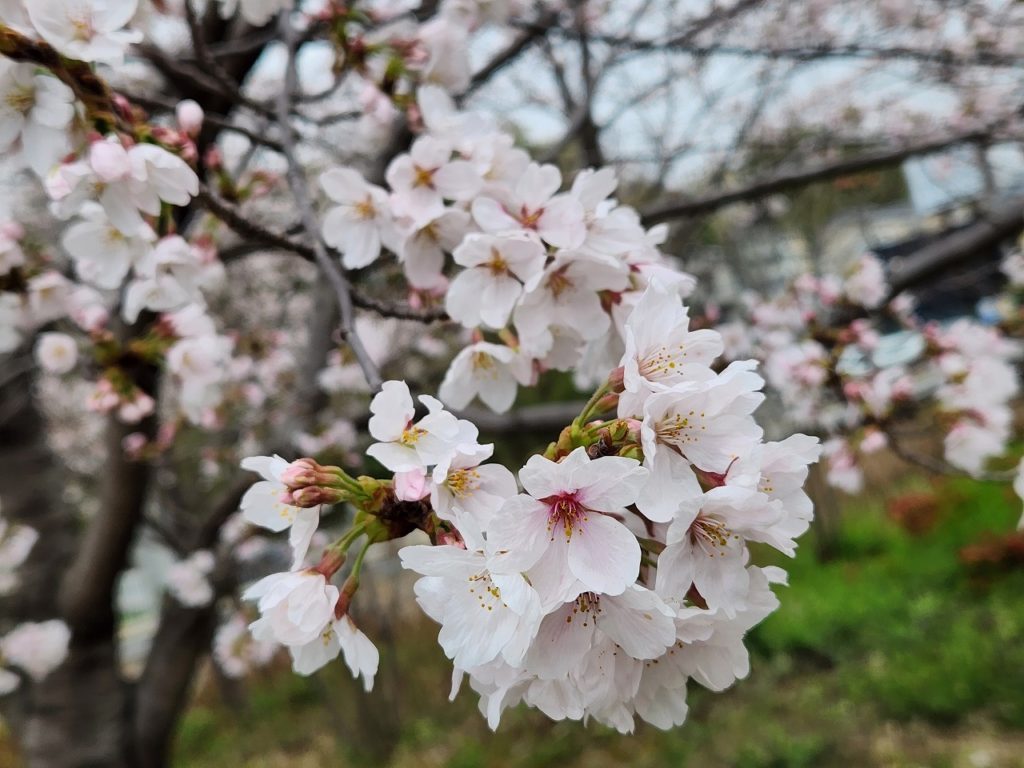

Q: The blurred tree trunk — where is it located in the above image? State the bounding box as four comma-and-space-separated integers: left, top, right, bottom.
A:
808, 462, 842, 561
0, 355, 132, 768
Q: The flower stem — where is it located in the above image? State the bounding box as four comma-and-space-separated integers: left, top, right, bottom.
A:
573, 381, 612, 431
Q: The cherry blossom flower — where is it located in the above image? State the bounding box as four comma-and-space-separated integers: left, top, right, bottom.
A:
26, 270, 72, 323
123, 235, 206, 323
438, 341, 531, 413
1001, 251, 1024, 287
48, 139, 198, 237
387, 136, 481, 226
165, 550, 216, 608
0, 61, 75, 176
289, 615, 379, 691
514, 253, 630, 356
240, 455, 319, 567
635, 360, 765, 477
398, 208, 471, 289
488, 447, 649, 603
524, 586, 676, 680
365, 380, 463, 472
429, 447, 517, 549
27, 0, 142, 65
620, 280, 724, 411
244, 570, 340, 647
472, 163, 586, 249
416, 16, 472, 92
843, 253, 887, 309
0, 223, 25, 276
401, 543, 543, 669
61, 204, 155, 289
320, 167, 396, 269
0, 620, 70, 691
213, 613, 277, 679
34, 332, 78, 374
446, 232, 546, 330
0, 510, 38, 595
656, 487, 786, 615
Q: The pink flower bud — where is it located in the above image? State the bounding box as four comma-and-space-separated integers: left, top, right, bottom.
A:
175, 99, 204, 137
204, 146, 223, 171
281, 458, 320, 490
394, 468, 429, 501
122, 432, 148, 458
607, 365, 625, 392
860, 430, 888, 454
89, 140, 132, 182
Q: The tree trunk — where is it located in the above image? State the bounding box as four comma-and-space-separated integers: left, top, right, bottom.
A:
0, 354, 130, 768
17, 638, 129, 768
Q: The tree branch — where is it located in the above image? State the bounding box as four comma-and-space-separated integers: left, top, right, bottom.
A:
276, 16, 383, 392
640, 130, 995, 225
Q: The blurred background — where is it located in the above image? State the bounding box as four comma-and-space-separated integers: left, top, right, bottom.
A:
3, 1, 1024, 766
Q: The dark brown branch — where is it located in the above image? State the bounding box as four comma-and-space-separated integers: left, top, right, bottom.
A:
887, 194, 1024, 297
640, 130, 993, 225
459, 8, 557, 100
59, 333, 160, 641
121, 91, 285, 152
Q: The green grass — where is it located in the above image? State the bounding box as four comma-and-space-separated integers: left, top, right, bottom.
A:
168, 474, 1024, 768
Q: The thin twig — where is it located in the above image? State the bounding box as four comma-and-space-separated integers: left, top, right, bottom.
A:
276, 15, 384, 392
884, 429, 1016, 483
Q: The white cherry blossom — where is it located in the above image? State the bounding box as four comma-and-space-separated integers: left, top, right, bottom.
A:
0, 61, 75, 176
34, 332, 78, 374
1, 620, 70, 686
240, 454, 319, 567
488, 447, 648, 603
438, 341, 531, 414
446, 232, 546, 330
320, 167, 396, 269
27, 0, 142, 65
366, 380, 463, 472
244, 570, 340, 647
387, 135, 481, 226
401, 543, 543, 669
472, 163, 586, 249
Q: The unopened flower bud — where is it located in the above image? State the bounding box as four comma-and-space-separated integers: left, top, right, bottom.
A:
175, 99, 204, 137
607, 365, 625, 392
281, 458, 321, 489
89, 140, 131, 182
290, 486, 348, 507
596, 392, 619, 413
608, 419, 630, 443
204, 146, 223, 171
394, 468, 429, 501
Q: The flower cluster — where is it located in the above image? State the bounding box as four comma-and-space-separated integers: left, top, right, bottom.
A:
0, 620, 70, 695
239, 281, 819, 731
723, 253, 1021, 492
320, 86, 693, 414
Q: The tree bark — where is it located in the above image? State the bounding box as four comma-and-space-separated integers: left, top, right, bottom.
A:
0, 355, 131, 768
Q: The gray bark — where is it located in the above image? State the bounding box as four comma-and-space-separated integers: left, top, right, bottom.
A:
0, 354, 131, 768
